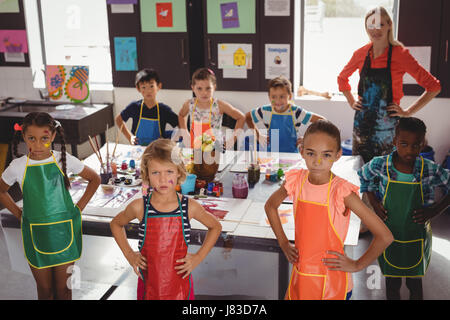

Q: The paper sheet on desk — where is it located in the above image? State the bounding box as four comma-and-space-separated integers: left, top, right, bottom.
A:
229, 152, 305, 173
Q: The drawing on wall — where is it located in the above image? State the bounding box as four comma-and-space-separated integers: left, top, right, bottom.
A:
46, 65, 90, 103
156, 2, 173, 27
220, 2, 240, 29
114, 37, 138, 71
0, 29, 28, 53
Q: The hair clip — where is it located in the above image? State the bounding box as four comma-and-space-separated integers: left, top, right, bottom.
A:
207, 68, 215, 75
54, 120, 61, 128
14, 123, 22, 131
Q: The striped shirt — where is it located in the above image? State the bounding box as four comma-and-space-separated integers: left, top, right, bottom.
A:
250, 105, 315, 138
358, 151, 450, 206
138, 195, 190, 250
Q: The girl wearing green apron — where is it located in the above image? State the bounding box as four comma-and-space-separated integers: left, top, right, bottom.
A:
0, 112, 100, 300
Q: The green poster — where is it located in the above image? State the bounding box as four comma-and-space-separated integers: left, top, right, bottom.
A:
207, 0, 256, 34
0, 0, 19, 13
140, 0, 187, 32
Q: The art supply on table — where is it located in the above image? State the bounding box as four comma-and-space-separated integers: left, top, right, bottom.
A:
247, 163, 260, 188
129, 159, 136, 169
121, 161, 128, 170
232, 174, 248, 199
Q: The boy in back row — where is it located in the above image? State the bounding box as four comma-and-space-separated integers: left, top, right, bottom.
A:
115, 69, 179, 146
246, 76, 325, 153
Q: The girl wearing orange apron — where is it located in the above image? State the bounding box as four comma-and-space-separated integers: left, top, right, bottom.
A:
288, 173, 349, 300
189, 98, 220, 148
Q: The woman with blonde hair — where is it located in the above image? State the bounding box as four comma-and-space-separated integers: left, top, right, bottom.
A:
338, 6, 441, 163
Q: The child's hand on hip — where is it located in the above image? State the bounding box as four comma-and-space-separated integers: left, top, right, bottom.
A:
280, 240, 298, 264
175, 253, 201, 279
126, 251, 147, 279
323, 251, 359, 273
412, 206, 435, 224
372, 200, 388, 221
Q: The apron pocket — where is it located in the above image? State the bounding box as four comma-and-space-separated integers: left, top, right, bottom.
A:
383, 239, 424, 269
30, 219, 74, 255
289, 266, 326, 300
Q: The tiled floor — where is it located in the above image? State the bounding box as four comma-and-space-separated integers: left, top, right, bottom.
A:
1, 211, 449, 300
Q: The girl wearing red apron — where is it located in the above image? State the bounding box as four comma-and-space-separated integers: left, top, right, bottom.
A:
265, 120, 394, 300
110, 139, 222, 300
178, 68, 245, 149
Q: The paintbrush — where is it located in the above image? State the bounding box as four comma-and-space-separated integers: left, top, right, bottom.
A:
88, 135, 104, 170
106, 124, 109, 172
111, 123, 123, 159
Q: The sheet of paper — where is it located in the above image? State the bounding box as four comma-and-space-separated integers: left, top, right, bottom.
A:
110, 4, 134, 13
0, 29, 28, 53
0, 0, 19, 13
107, 0, 137, 4
220, 2, 240, 29
264, 0, 290, 16
223, 68, 247, 79
218, 43, 252, 69
404, 46, 431, 84
114, 37, 138, 71
265, 44, 290, 79
4, 52, 25, 62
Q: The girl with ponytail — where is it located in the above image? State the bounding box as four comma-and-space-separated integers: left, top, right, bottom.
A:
0, 112, 100, 299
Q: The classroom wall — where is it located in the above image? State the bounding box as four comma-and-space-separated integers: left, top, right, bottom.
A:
1, 66, 449, 164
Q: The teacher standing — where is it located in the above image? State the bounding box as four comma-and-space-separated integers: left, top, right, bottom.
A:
338, 6, 441, 163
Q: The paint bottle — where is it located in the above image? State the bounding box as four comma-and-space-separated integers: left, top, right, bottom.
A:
111, 162, 117, 177
121, 161, 128, 171
247, 163, 260, 188
265, 164, 272, 181
129, 159, 136, 169
232, 174, 248, 199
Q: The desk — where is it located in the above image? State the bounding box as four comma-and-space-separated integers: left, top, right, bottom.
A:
1, 144, 363, 299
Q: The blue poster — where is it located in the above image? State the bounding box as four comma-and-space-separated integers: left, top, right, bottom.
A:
114, 37, 138, 71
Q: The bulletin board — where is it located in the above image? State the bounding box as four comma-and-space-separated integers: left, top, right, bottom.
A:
106, 0, 295, 91
0, 0, 30, 67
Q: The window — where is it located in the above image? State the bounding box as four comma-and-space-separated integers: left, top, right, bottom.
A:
24, 0, 112, 89
298, 0, 399, 94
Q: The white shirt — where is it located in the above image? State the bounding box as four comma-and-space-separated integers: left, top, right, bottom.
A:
1, 151, 85, 190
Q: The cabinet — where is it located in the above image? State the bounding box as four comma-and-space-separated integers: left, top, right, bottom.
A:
398, 0, 450, 97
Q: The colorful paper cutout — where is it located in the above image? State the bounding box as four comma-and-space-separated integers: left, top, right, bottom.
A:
114, 37, 138, 71
156, 2, 173, 27
220, 2, 240, 29
46, 65, 90, 103
0, 30, 28, 53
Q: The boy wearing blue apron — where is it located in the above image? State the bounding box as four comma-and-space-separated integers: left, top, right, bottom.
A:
246, 76, 324, 153
115, 68, 179, 146
358, 117, 450, 299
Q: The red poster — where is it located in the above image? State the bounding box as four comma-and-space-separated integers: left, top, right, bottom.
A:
156, 3, 173, 28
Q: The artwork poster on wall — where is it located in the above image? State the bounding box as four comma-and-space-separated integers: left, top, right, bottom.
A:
140, 0, 187, 32
45, 65, 90, 103
114, 37, 138, 71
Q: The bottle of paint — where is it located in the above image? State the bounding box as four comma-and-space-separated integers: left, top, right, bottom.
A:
265, 164, 272, 181
247, 163, 260, 188
111, 162, 117, 177
232, 174, 248, 199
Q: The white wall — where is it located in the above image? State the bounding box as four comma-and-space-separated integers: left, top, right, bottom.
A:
1, 66, 449, 164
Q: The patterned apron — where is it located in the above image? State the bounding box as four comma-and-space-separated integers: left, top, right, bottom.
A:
353, 44, 398, 163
